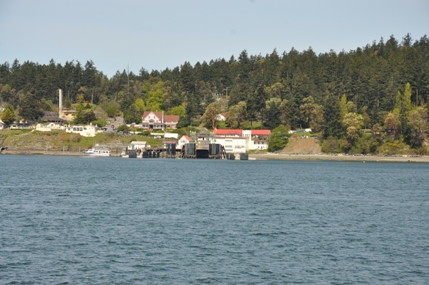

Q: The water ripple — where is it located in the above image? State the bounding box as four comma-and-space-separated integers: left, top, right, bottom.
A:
1, 156, 428, 284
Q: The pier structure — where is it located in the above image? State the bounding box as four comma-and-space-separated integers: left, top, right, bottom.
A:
139, 143, 175, 158
124, 131, 246, 160
181, 131, 226, 159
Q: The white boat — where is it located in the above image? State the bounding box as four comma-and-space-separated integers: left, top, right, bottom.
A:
83, 147, 111, 157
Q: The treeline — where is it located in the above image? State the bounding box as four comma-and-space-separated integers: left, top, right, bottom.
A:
1, 33, 429, 153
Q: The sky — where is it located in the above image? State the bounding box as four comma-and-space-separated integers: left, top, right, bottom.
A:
1, 0, 428, 78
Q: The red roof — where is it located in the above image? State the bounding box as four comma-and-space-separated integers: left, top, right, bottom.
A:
179, 135, 191, 141
143, 111, 161, 119
213, 129, 242, 135
214, 136, 246, 139
164, 115, 179, 122
142, 111, 179, 123
251, 130, 271, 135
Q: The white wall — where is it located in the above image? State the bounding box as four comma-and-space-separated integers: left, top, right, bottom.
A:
66, 125, 97, 137
177, 136, 190, 149
211, 137, 247, 153
128, 141, 147, 150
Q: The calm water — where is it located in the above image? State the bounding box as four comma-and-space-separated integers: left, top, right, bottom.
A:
1, 155, 428, 284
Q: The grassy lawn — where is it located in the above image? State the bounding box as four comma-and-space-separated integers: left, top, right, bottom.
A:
1, 129, 164, 150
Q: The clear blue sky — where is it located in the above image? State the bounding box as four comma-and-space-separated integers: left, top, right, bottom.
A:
1, 0, 428, 78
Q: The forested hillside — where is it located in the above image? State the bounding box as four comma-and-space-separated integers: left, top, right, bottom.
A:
1, 34, 429, 154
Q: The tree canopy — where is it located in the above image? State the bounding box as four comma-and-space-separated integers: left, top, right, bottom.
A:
1, 34, 429, 153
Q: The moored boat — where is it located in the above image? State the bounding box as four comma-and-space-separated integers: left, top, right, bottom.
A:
83, 146, 111, 157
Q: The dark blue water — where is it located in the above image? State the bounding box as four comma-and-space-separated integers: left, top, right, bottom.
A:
1, 155, 428, 284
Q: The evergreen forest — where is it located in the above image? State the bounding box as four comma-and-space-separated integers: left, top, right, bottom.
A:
1, 34, 429, 154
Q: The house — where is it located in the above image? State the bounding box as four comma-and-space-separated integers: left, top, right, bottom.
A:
141, 111, 180, 130
61, 108, 77, 121
289, 128, 312, 134
65, 124, 98, 137
0, 119, 4, 130
35, 123, 66, 132
127, 141, 147, 151
10, 121, 31, 130
177, 135, 191, 150
215, 112, 227, 121
42, 111, 64, 123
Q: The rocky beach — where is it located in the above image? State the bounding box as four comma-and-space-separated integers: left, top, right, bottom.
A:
3, 148, 429, 163
249, 152, 429, 163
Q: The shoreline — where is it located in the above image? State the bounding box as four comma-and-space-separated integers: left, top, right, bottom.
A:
2, 149, 429, 163
249, 153, 429, 163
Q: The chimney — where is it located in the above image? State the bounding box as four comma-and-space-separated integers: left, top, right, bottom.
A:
59, 89, 63, 119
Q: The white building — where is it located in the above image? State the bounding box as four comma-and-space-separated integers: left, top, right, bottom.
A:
0, 119, 4, 130
142, 111, 180, 130
243, 130, 270, 150
177, 129, 271, 153
177, 135, 191, 150
150, 132, 179, 139
212, 129, 270, 152
35, 123, 66, 132
211, 136, 248, 153
128, 141, 147, 150
65, 124, 98, 137
215, 112, 227, 121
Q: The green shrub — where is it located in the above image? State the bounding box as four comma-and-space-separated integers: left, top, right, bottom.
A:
116, 124, 130, 132
191, 119, 201, 127
217, 121, 227, 129
321, 137, 341, 153
338, 138, 352, 153
94, 119, 107, 127
267, 125, 289, 152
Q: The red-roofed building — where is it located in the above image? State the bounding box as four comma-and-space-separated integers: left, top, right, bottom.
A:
215, 112, 227, 121
211, 129, 271, 151
251, 130, 271, 136
142, 111, 180, 130
177, 135, 191, 150
213, 129, 242, 136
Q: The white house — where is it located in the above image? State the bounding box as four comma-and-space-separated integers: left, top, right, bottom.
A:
142, 111, 180, 130
289, 128, 312, 134
65, 124, 97, 137
215, 112, 227, 121
61, 108, 77, 121
128, 141, 147, 151
35, 123, 66, 132
177, 135, 191, 150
